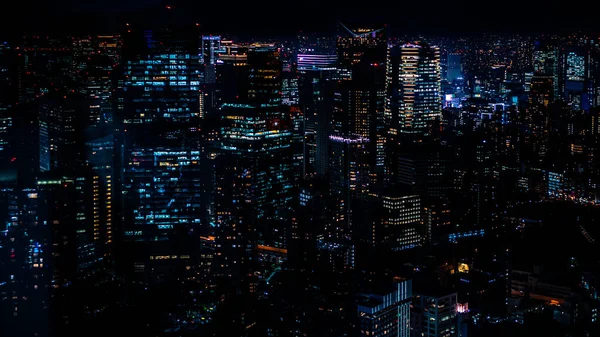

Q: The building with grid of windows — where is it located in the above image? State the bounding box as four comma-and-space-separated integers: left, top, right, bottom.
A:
386, 42, 441, 135
411, 291, 458, 337
357, 277, 412, 337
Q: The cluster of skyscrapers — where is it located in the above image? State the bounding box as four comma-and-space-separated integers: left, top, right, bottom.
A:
1, 17, 600, 337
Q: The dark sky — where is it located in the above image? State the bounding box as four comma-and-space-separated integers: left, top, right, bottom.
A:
5, 0, 598, 36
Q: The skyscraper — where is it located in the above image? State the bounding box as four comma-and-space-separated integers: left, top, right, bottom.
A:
328, 135, 370, 241
411, 291, 459, 337
336, 23, 386, 81
386, 43, 442, 135
446, 53, 462, 83
357, 277, 412, 337
121, 28, 202, 124
562, 46, 591, 111
297, 53, 337, 176
201, 35, 222, 85
200, 35, 224, 117
0, 42, 15, 170
532, 45, 560, 104
335, 24, 387, 183
73, 34, 121, 126
119, 26, 204, 282
213, 45, 294, 289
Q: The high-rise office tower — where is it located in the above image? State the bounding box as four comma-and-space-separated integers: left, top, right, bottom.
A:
119, 26, 204, 282
386, 43, 442, 135
0, 173, 48, 337
16, 35, 73, 104
290, 178, 327, 273
318, 134, 371, 271
73, 34, 121, 126
210, 150, 256, 289
328, 135, 370, 241
531, 46, 560, 106
282, 64, 299, 106
530, 75, 555, 107
201, 35, 222, 85
213, 45, 294, 289
390, 141, 450, 199
287, 105, 305, 184
0, 42, 15, 170
315, 27, 388, 271
0, 42, 14, 106
411, 291, 458, 337
200, 35, 224, 117
85, 132, 116, 259
335, 25, 387, 183
562, 46, 593, 111
121, 28, 202, 124
215, 40, 249, 108
123, 146, 204, 281
21, 172, 102, 336
282, 60, 303, 182
336, 23, 386, 81
37, 172, 102, 283
359, 188, 423, 251
70, 34, 121, 269
297, 53, 337, 176
357, 277, 412, 337
38, 96, 86, 172
446, 53, 462, 83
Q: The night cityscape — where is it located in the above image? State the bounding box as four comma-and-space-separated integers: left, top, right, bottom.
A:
1, 2, 600, 337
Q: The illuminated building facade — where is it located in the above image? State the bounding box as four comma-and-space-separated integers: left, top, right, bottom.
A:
391, 141, 450, 199
335, 79, 386, 176
530, 75, 555, 107
0, 175, 50, 337
290, 179, 326, 271
335, 26, 387, 183
73, 34, 121, 125
357, 277, 412, 337
213, 46, 294, 287
200, 36, 225, 117
377, 191, 423, 251
547, 171, 564, 196
0, 172, 106, 337
411, 291, 458, 337
446, 53, 462, 83
287, 105, 305, 183
0, 172, 105, 336
119, 28, 205, 282
387, 43, 441, 135
336, 23, 386, 80
122, 29, 202, 124
210, 150, 255, 287
215, 41, 249, 109
562, 47, 593, 111
0, 115, 11, 168
328, 135, 370, 242
0, 42, 13, 107
85, 134, 115, 257
297, 54, 337, 176
532, 46, 559, 105
38, 97, 83, 172
0, 42, 14, 169
123, 148, 203, 280
201, 35, 223, 84
281, 73, 299, 106
217, 105, 294, 235
37, 173, 102, 281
